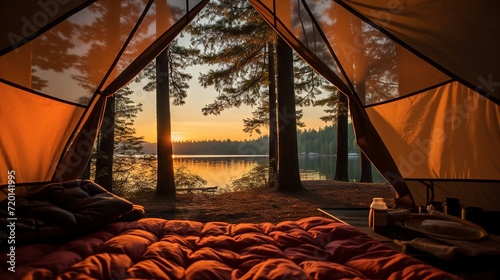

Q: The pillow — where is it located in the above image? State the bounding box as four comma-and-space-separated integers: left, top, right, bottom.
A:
0, 180, 140, 245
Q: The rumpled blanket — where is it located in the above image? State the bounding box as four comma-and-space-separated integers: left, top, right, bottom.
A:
0, 217, 461, 279
0, 179, 143, 245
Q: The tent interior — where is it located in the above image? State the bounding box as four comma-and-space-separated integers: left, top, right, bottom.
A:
1, 0, 499, 219
1, 1, 500, 279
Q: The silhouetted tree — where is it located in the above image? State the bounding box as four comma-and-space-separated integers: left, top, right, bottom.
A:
91, 1, 123, 190
267, 42, 278, 187
137, 36, 195, 197
315, 84, 349, 181
335, 92, 349, 181
276, 37, 304, 192
155, 48, 176, 196
112, 86, 145, 193
95, 96, 115, 190
72, 1, 147, 190
187, 0, 280, 187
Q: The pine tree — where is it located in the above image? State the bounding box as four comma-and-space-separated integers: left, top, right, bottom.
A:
137, 38, 195, 197
267, 42, 278, 188
82, 1, 146, 190
112, 86, 146, 194
335, 92, 349, 181
155, 48, 176, 196
187, 0, 326, 191
186, 0, 274, 117
315, 84, 349, 181
89, 1, 123, 192
276, 37, 304, 192
186, 0, 279, 187
87, 85, 146, 194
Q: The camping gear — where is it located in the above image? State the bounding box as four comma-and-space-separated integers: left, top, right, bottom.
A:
369, 197, 388, 233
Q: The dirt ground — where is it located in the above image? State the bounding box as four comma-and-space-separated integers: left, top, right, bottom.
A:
129, 180, 396, 224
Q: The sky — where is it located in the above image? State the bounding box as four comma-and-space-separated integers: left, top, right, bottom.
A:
130, 63, 330, 143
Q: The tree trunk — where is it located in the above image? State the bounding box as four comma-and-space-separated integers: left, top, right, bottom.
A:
95, 95, 115, 191
276, 37, 304, 192
335, 92, 348, 181
156, 48, 176, 197
360, 152, 373, 182
268, 42, 278, 188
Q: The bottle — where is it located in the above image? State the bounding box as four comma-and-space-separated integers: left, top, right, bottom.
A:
443, 197, 461, 218
369, 198, 388, 233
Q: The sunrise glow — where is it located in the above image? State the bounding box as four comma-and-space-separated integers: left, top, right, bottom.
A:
171, 132, 184, 142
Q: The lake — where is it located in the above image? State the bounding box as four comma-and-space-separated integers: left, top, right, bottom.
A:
172, 154, 386, 189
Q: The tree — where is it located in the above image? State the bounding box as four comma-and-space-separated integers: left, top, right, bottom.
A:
187, 1, 326, 191
83, 85, 147, 194
155, 48, 176, 196
138, 38, 195, 197
95, 96, 115, 190
335, 92, 349, 181
112, 86, 146, 194
315, 84, 349, 181
187, 0, 274, 117
267, 42, 278, 187
187, 0, 279, 185
75, 1, 151, 190
77, 0, 124, 191
276, 37, 304, 192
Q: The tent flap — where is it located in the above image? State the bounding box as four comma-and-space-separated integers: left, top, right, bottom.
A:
0, 0, 209, 187
250, 0, 500, 209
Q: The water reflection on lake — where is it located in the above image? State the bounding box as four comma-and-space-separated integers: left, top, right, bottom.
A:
173, 155, 385, 189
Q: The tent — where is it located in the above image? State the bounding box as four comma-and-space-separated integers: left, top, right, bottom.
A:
1, 0, 499, 211
249, 0, 500, 211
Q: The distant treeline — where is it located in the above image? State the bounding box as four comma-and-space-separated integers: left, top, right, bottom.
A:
297, 124, 358, 155
142, 124, 359, 155
173, 138, 269, 155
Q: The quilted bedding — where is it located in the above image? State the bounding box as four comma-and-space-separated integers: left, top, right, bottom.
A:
0, 180, 143, 243
1, 216, 460, 279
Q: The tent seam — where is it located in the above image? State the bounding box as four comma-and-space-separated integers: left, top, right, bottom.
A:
364, 79, 456, 108
0, 0, 97, 56
0, 78, 87, 108
96, 0, 154, 94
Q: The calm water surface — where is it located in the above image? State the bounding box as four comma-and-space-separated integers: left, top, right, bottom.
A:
173, 155, 385, 189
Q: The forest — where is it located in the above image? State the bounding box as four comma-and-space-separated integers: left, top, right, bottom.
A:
142, 125, 359, 155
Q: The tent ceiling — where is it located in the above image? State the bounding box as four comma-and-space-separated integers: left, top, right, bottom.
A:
340, 0, 500, 104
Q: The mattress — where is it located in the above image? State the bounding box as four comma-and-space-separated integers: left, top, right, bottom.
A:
1, 216, 460, 279
0, 180, 460, 279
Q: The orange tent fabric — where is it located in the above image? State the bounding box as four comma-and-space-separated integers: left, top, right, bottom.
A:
249, 0, 500, 210
0, 0, 208, 187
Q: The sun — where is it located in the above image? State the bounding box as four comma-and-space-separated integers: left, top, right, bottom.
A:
171, 131, 184, 142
